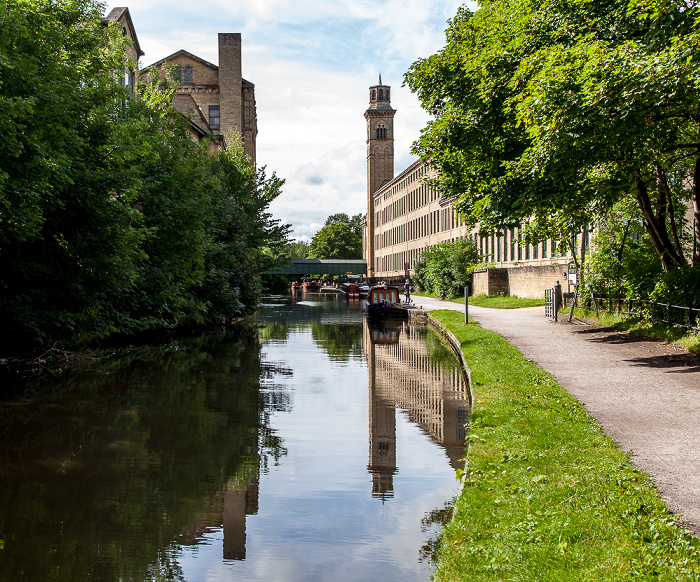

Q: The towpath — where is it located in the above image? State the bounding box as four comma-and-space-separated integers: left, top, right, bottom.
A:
411, 294, 700, 536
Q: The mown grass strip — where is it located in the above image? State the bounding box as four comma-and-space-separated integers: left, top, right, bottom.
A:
429, 309, 700, 581
413, 292, 543, 309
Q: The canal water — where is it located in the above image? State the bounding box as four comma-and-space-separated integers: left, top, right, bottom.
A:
0, 293, 470, 582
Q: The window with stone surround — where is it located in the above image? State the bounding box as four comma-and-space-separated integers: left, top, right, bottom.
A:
184, 66, 193, 84
209, 105, 220, 130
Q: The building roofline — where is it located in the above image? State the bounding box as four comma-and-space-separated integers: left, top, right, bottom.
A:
140, 49, 218, 73
373, 159, 425, 198
103, 7, 144, 58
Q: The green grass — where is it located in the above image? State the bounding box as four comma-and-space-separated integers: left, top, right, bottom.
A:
413, 292, 544, 309
428, 309, 700, 581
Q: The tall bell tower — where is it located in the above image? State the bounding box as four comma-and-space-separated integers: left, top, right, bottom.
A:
365, 75, 395, 279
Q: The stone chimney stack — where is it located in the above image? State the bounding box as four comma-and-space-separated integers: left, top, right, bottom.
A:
218, 33, 242, 140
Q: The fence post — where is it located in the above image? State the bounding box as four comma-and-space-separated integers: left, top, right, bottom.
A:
568, 284, 579, 323
554, 281, 562, 323
588, 284, 598, 317
464, 285, 469, 325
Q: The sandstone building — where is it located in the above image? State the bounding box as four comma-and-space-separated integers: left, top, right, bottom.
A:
103, 7, 144, 92
140, 34, 257, 164
363, 78, 587, 296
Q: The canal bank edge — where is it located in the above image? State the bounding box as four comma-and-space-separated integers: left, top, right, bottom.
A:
423, 310, 700, 581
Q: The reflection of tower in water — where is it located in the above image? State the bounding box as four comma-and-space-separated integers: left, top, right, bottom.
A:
364, 321, 470, 499
223, 473, 259, 560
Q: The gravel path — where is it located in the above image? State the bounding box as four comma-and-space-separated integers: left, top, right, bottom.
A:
412, 295, 700, 535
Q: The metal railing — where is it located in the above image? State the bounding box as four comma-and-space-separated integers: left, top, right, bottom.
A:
587, 289, 700, 332
544, 284, 699, 331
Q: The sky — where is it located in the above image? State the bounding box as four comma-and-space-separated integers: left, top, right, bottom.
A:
126, 0, 478, 242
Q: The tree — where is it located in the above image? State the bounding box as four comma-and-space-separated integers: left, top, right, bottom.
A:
324, 213, 364, 238
308, 213, 363, 259
308, 223, 362, 259
286, 240, 310, 260
413, 239, 481, 299
404, 0, 700, 272
0, 1, 290, 352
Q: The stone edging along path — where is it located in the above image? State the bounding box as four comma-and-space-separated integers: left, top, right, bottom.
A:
410, 295, 700, 536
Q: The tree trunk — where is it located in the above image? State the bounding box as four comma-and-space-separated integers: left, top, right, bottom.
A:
635, 178, 680, 272
656, 164, 686, 266
693, 155, 700, 267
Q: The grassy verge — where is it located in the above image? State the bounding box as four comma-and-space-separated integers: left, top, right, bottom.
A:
429, 309, 700, 581
570, 307, 700, 354
413, 292, 544, 309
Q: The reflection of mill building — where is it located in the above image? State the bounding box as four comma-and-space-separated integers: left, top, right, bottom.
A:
364, 323, 470, 499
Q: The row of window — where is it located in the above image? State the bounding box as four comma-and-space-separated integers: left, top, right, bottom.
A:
376, 182, 442, 226
172, 65, 194, 85
381, 165, 426, 201
374, 228, 592, 275
376, 207, 467, 250
370, 88, 390, 102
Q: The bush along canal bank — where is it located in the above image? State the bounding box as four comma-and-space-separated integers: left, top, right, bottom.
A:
428, 309, 700, 581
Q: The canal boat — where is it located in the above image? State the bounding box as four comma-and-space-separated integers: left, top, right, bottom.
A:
342, 282, 360, 298
365, 286, 408, 321
302, 280, 322, 291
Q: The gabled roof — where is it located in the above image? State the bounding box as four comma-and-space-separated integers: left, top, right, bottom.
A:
140, 49, 218, 73
103, 7, 144, 58
172, 94, 211, 137
141, 49, 254, 86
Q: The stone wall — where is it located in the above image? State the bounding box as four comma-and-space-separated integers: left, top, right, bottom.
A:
471, 268, 508, 296
472, 264, 568, 299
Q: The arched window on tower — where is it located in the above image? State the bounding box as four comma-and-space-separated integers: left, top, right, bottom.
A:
378, 89, 384, 100
371, 89, 376, 101
184, 65, 193, 84
376, 121, 387, 140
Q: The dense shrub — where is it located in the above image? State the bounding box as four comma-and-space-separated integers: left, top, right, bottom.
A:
0, 0, 288, 353
413, 239, 482, 299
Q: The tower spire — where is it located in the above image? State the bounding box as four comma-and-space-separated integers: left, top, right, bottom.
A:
379, 73, 382, 85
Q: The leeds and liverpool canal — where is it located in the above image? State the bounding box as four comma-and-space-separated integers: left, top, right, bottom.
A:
0, 293, 470, 581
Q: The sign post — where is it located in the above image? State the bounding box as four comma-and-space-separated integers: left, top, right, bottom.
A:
464, 286, 469, 325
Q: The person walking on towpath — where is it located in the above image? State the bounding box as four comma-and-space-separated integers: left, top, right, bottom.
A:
404, 279, 412, 304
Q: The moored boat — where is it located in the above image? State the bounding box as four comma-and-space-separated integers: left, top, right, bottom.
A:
342, 282, 360, 299
365, 286, 408, 321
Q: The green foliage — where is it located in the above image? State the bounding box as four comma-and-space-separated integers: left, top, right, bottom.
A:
308, 221, 362, 259
405, 0, 700, 271
583, 198, 663, 301
286, 240, 310, 260
413, 239, 481, 299
0, 1, 289, 352
324, 212, 364, 238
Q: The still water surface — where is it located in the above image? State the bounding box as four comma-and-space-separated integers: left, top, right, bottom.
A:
0, 294, 469, 581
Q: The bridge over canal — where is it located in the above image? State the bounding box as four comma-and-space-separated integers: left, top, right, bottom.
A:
266, 259, 367, 278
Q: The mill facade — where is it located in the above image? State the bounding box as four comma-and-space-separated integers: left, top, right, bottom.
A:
363, 78, 587, 295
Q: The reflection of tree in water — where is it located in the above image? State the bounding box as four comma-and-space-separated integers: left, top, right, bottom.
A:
0, 324, 290, 582
412, 325, 458, 368
258, 320, 290, 342
419, 502, 454, 564
310, 323, 364, 361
